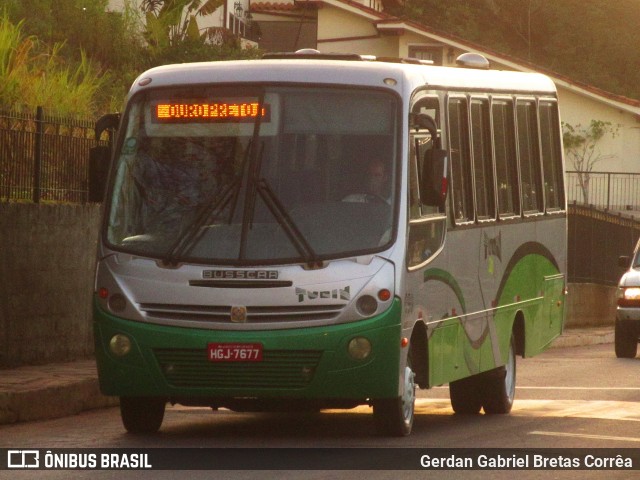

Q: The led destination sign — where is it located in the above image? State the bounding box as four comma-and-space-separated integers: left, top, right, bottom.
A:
155, 101, 270, 123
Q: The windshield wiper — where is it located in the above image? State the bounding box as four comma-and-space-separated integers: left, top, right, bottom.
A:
253, 176, 318, 266
235, 114, 318, 266
161, 139, 254, 265
161, 176, 241, 266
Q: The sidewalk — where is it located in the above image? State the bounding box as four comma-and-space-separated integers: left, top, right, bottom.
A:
0, 327, 615, 426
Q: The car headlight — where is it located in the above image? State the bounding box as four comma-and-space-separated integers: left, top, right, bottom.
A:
618, 287, 640, 307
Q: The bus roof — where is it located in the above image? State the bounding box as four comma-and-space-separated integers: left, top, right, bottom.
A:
129, 58, 558, 99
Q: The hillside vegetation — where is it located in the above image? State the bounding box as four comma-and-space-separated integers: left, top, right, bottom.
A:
392, 0, 640, 100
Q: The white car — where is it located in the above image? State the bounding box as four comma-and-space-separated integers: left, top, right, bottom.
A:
616, 247, 640, 358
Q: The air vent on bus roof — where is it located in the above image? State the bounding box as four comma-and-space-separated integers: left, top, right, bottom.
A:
455, 53, 491, 69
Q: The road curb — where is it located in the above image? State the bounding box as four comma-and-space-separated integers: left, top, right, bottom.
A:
0, 378, 118, 425
551, 328, 614, 348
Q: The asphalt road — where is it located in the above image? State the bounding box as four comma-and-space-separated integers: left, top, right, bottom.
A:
1, 343, 639, 479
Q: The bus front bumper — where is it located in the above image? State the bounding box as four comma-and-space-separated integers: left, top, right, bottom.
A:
93, 299, 402, 404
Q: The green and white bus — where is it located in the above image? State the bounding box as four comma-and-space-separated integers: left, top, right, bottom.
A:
91, 51, 566, 436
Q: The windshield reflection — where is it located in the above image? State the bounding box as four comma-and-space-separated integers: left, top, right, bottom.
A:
106, 86, 398, 264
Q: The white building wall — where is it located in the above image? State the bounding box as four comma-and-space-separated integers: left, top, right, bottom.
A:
558, 88, 640, 173
316, 8, 398, 56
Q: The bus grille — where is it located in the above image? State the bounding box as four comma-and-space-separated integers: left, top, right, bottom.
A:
139, 303, 344, 323
154, 349, 323, 389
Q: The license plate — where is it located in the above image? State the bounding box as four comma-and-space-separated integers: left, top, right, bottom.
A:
207, 343, 263, 362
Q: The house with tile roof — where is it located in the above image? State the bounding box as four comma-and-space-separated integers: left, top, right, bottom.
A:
250, 0, 640, 208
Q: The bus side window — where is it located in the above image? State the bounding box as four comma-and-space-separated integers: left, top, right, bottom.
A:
493, 99, 519, 217
447, 97, 473, 223
470, 98, 495, 220
539, 101, 565, 211
408, 140, 446, 268
408, 99, 447, 268
516, 100, 543, 214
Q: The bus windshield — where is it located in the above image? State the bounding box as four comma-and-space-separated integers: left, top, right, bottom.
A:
106, 85, 399, 264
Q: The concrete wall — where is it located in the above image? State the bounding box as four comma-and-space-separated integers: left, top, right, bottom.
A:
0, 203, 615, 368
0, 203, 101, 368
565, 283, 616, 329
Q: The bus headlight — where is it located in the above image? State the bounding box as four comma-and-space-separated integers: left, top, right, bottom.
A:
109, 334, 132, 357
108, 293, 127, 313
356, 295, 378, 316
347, 337, 372, 360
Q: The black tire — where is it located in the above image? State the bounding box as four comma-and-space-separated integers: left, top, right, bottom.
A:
482, 336, 516, 414
120, 396, 166, 434
449, 375, 482, 414
372, 356, 416, 436
615, 320, 638, 358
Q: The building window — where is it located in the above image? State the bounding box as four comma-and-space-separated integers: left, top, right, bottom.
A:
408, 46, 443, 65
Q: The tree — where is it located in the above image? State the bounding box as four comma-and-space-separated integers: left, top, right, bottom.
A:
140, 0, 260, 68
562, 120, 619, 205
141, 0, 224, 49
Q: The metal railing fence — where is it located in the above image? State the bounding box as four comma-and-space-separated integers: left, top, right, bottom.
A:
568, 203, 640, 285
0, 107, 104, 204
566, 170, 640, 212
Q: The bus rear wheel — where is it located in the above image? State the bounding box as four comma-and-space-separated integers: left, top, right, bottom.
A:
372, 357, 415, 436
482, 335, 516, 414
120, 396, 166, 434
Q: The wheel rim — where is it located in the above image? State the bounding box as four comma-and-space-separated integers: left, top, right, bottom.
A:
504, 344, 516, 403
402, 365, 416, 424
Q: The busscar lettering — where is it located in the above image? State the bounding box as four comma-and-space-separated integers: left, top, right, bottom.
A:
202, 270, 279, 280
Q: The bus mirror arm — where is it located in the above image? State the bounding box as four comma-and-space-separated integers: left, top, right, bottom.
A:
88, 113, 119, 203
420, 148, 449, 209
88, 146, 110, 203
95, 113, 120, 142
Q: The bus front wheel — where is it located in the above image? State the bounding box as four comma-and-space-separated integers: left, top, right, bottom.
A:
372, 356, 415, 436
120, 396, 166, 434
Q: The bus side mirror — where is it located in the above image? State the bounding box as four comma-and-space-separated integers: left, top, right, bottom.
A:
95, 113, 120, 141
421, 148, 449, 209
89, 113, 120, 203
88, 146, 110, 203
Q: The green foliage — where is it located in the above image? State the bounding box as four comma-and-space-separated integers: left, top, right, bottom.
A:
141, 0, 225, 48
0, 11, 105, 116
0, 14, 29, 107
140, 0, 255, 68
3, 0, 262, 114
562, 120, 619, 171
